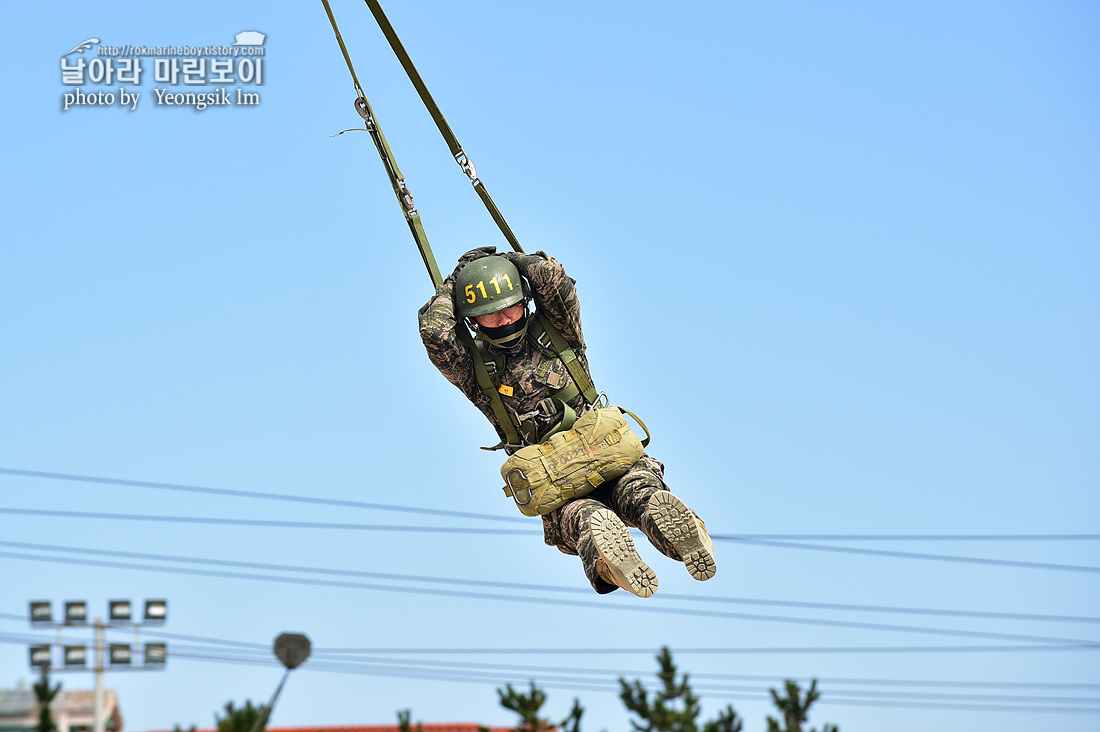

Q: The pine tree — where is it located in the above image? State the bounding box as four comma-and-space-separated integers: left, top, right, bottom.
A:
619, 647, 741, 732
397, 709, 423, 732
33, 670, 61, 732
215, 700, 268, 732
764, 680, 837, 732
497, 682, 552, 732
490, 681, 585, 732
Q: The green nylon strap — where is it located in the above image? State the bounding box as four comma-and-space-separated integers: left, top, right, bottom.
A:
536, 315, 599, 405
466, 313, 596, 449
538, 399, 577, 442
362, 0, 525, 255
461, 328, 521, 448
619, 407, 652, 448
322, 0, 444, 290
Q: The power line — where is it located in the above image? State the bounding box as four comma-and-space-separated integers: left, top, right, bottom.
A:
4, 467, 1095, 542
0, 467, 528, 524
8, 612, 1100, 669
4, 503, 1097, 574
1, 540, 1095, 627
8, 631, 1095, 709
722, 537, 1100, 574
126, 635, 1100, 691
1, 629, 1092, 660
140, 648, 1100, 715
2, 544, 1097, 647
0, 507, 537, 535
719, 534, 1100, 541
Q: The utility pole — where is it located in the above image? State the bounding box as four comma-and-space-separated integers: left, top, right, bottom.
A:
93, 617, 104, 732
27, 599, 168, 732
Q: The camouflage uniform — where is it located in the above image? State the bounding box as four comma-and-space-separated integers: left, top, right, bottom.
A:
419, 248, 706, 594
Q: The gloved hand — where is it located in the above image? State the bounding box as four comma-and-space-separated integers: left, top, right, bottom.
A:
498, 250, 547, 275
449, 245, 498, 280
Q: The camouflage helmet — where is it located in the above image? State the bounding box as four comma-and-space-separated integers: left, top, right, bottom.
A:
455, 255, 529, 318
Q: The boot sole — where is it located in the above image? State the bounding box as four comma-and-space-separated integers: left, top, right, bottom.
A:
590, 508, 657, 598
649, 492, 717, 581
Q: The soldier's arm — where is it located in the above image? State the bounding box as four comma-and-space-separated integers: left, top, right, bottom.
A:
502, 251, 585, 351
417, 279, 507, 438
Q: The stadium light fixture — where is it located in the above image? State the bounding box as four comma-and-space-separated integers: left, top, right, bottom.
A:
29, 601, 52, 625
144, 599, 167, 623
64, 601, 87, 625
144, 642, 167, 667
108, 600, 132, 622
109, 643, 131, 666
64, 645, 87, 668
29, 645, 51, 669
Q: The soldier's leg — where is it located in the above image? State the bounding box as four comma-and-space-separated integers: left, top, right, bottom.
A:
609, 455, 717, 581
545, 495, 657, 597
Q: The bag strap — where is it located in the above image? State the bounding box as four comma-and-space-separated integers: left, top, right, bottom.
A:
618, 407, 652, 448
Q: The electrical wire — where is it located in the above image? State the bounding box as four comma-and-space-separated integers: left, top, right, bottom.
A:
0, 467, 528, 524
0, 507, 537, 535
720, 536, 1100, 573
15, 634, 1085, 714
0, 540, 1095, 626
121, 647, 1100, 715
120, 635, 1100, 691
1, 545, 1097, 647
3, 503, 1097, 574
4, 467, 1095, 542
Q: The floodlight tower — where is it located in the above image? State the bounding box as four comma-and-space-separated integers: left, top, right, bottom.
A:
28, 599, 168, 732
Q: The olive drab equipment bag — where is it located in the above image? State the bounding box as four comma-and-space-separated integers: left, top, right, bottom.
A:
501, 405, 650, 517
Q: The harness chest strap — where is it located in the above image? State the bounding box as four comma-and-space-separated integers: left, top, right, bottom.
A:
469, 314, 595, 449
537, 315, 598, 405
457, 325, 522, 447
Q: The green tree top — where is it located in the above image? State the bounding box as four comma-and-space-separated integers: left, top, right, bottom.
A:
488, 680, 585, 732
215, 699, 267, 732
765, 680, 837, 732
33, 670, 61, 732
619, 647, 741, 732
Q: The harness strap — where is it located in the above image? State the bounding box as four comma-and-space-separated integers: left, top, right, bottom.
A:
468, 315, 593, 450
459, 328, 521, 448
362, 0, 526, 256
536, 315, 599, 405
322, 0, 445, 290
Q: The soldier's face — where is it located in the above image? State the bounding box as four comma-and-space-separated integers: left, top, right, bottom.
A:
474, 302, 525, 329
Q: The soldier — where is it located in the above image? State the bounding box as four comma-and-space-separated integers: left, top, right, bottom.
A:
418, 247, 715, 597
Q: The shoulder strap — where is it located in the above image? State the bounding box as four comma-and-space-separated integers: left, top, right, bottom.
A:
455, 326, 521, 449
537, 315, 599, 405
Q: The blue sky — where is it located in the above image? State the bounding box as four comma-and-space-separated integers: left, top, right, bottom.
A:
1, 2, 1097, 731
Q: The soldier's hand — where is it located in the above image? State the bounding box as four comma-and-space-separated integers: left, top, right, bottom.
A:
498, 250, 546, 275
451, 245, 498, 276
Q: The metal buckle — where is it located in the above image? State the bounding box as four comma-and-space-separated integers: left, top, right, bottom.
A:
505, 468, 532, 506
354, 96, 373, 127
454, 150, 478, 182
397, 182, 416, 213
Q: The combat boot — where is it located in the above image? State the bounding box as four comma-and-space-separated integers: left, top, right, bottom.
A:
590, 508, 658, 598
648, 491, 717, 581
